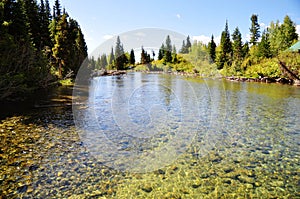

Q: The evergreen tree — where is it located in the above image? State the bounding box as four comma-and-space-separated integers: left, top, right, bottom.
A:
258, 30, 271, 58
249, 14, 260, 45
172, 45, 178, 63
99, 54, 108, 69
268, 16, 298, 55
129, 49, 135, 65
45, 0, 51, 20
52, 14, 69, 77
186, 35, 192, 52
109, 47, 115, 65
39, 0, 51, 48
232, 27, 243, 61
0, 0, 88, 99
281, 15, 298, 49
74, 27, 88, 72
114, 36, 127, 70
152, 50, 155, 60
158, 43, 165, 60
164, 35, 172, 62
268, 20, 282, 55
242, 42, 249, 58
22, 0, 43, 49
180, 40, 187, 53
54, 0, 61, 19
141, 46, 148, 64
114, 36, 122, 60
216, 20, 232, 69
208, 34, 216, 62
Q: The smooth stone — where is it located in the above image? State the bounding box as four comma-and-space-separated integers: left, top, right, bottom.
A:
270, 180, 284, 187
238, 175, 255, 184
245, 183, 254, 189
140, 184, 153, 193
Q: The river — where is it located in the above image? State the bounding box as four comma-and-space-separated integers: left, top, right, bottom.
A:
0, 72, 299, 198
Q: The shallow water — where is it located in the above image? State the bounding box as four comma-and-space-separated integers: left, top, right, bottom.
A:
1, 73, 299, 198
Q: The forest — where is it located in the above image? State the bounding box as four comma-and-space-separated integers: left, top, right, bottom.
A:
93, 14, 299, 82
0, 0, 88, 101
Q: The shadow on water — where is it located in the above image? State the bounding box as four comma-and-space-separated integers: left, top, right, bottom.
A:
0, 85, 74, 121
0, 85, 121, 198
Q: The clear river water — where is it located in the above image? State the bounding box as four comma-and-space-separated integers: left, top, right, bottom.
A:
0, 72, 299, 198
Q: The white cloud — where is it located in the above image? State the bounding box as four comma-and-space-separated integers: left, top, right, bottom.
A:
176, 14, 181, 19
103, 34, 113, 40
260, 22, 267, 29
245, 33, 251, 43
296, 25, 300, 37
192, 35, 210, 44
192, 35, 221, 45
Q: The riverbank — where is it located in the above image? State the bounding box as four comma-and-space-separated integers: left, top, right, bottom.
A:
135, 70, 300, 86
225, 76, 300, 86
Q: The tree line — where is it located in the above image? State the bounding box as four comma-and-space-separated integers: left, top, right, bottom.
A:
207, 14, 298, 77
0, 0, 88, 100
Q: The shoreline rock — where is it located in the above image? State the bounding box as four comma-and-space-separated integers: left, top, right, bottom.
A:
225, 76, 299, 86
92, 69, 127, 77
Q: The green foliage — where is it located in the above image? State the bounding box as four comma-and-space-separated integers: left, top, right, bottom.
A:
268, 16, 298, 56
244, 58, 280, 78
140, 46, 151, 64
208, 35, 216, 63
164, 35, 172, 62
180, 41, 219, 76
158, 43, 164, 60
258, 30, 271, 58
278, 52, 300, 77
114, 36, 128, 70
249, 14, 260, 45
0, 0, 87, 100
180, 35, 192, 54
216, 20, 232, 69
129, 49, 135, 65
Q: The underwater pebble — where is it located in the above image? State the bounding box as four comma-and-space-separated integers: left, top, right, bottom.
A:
140, 183, 153, 193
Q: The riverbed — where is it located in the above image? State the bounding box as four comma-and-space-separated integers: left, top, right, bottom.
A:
0, 73, 299, 198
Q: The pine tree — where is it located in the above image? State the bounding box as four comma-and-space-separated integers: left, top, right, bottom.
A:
232, 27, 243, 61
109, 47, 115, 65
158, 43, 165, 60
74, 27, 88, 72
114, 36, 128, 70
129, 49, 135, 65
172, 45, 178, 63
242, 42, 249, 58
249, 14, 260, 45
164, 35, 172, 63
141, 46, 147, 64
54, 0, 61, 19
208, 35, 216, 62
216, 20, 232, 69
281, 15, 298, 49
180, 40, 187, 53
22, 0, 43, 49
186, 35, 192, 52
268, 20, 282, 55
268, 16, 298, 55
45, 0, 51, 20
99, 54, 108, 69
52, 14, 69, 77
114, 36, 124, 69
258, 30, 271, 58
39, 0, 51, 48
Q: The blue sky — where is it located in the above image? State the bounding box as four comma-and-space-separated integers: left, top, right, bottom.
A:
50, 0, 300, 54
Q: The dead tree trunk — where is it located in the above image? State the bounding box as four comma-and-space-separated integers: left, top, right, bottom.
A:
278, 61, 300, 81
